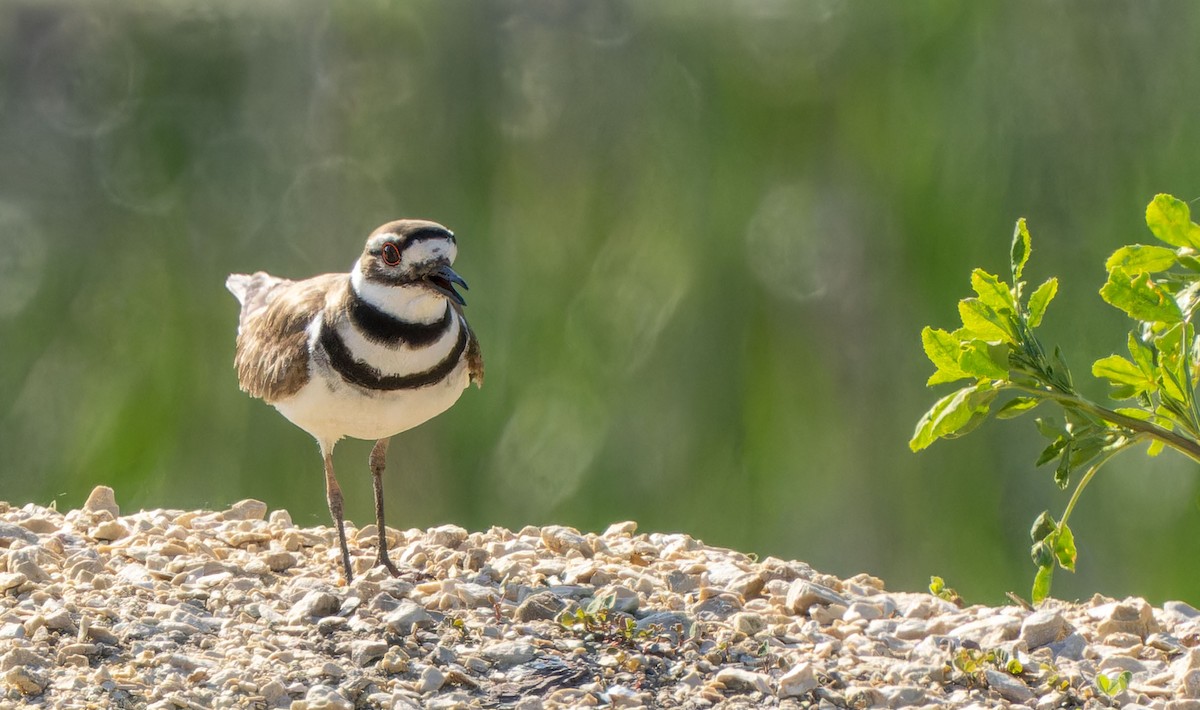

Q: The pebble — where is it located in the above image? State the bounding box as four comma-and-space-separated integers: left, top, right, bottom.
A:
82, 485, 120, 518
1093, 597, 1160, 640
986, 668, 1034, 703
350, 639, 388, 666
288, 591, 340, 623
785, 579, 848, 613
0, 572, 27, 591
298, 684, 353, 710
479, 640, 535, 667
427, 524, 467, 549
713, 667, 772, 694
778, 662, 818, 698
5, 666, 47, 695
515, 591, 566, 622
89, 519, 130, 541
540, 525, 592, 557
416, 665, 446, 694
384, 600, 437, 633
3, 492, 1200, 708
1019, 608, 1070, 649
222, 499, 267, 521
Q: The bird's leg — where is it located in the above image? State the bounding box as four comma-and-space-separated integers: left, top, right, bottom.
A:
370, 437, 402, 576
322, 447, 354, 582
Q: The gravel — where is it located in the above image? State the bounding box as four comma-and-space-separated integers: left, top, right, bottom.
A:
0, 486, 1199, 708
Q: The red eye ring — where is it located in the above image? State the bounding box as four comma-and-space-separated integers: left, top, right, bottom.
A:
381, 242, 402, 266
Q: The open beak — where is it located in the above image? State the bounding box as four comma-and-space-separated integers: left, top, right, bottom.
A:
427, 263, 468, 306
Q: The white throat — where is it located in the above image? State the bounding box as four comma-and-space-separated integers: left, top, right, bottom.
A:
351, 261, 448, 323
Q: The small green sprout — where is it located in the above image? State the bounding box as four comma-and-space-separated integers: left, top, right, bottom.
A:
1095, 670, 1131, 698
929, 575, 964, 606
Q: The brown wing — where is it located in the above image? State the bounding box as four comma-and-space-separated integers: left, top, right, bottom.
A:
465, 319, 484, 388
230, 272, 346, 403
448, 302, 483, 388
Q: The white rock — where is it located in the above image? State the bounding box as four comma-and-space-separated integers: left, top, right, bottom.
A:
416, 665, 446, 694
785, 580, 848, 613
540, 526, 591, 556
1019, 609, 1070, 649
287, 591, 340, 623
427, 524, 468, 548
985, 669, 1034, 703
714, 667, 771, 694
82, 486, 120, 517
1180, 669, 1200, 699
223, 499, 267, 521
301, 684, 353, 710
384, 600, 437, 633
778, 661, 818, 698
480, 640, 535, 667
350, 639, 388, 667
1091, 598, 1159, 640
603, 521, 637, 536
0, 573, 27, 591
89, 520, 129, 541
731, 612, 766, 636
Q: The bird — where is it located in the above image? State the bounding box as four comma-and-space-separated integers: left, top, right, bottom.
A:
226, 220, 482, 581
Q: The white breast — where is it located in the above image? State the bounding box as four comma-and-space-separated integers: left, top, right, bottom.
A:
272, 311, 471, 449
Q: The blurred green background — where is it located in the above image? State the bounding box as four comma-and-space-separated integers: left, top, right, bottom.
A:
2, 1, 1199, 605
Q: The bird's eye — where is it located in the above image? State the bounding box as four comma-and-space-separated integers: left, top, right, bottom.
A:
381, 242, 402, 266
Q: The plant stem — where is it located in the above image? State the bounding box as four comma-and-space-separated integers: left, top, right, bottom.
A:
1010, 385, 1200, 464
1058, 443, 1133, 529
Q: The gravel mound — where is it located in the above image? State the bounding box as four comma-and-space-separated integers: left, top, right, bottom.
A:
0, 487, 1199, 708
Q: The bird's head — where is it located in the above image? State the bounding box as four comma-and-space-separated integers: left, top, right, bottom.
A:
358, 220, 467, 305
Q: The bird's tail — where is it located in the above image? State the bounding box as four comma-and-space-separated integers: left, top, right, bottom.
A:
225, 273, 255, 304
226, 271, 289, 332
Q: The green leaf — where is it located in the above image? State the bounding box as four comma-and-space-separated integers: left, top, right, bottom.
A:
1050, 346, 1075, 391
1148, 439, 1166, 457
1054, 442, 1073, 489
1179, 254, 1200, 272
1011, 218, 1031, 281
971, 268, 1016, 314
1100, 268, 1184, 324
1032, 564, 1054, 605
1030, 511, 1056, 541
1146, 193, 1200, 249
1092, 354, 1155, 398
922, 327, 970, 385
1031, 540, 1054, 567
958, 340, 1009, 380
1105, 244, 1178, 273
1127, 332, 1156, 379
996, 396, 1041, 419
909, 383, 998, 451
1035, 438, 1066, 466
1035, 416, 1067, 439
929, 576, 945, 595
1091, 355, 1143, 385
1053, 524, 1077, 572
1026, 277, 1058, 328
1096, 670, 1131, 697
958, 298, 1016, 344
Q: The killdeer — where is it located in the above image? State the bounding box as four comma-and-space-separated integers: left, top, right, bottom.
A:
226, 220, 482, 581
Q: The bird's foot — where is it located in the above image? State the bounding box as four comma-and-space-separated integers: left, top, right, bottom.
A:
373, 553, 403, 578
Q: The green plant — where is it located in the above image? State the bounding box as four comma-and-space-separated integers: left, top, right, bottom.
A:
912, 194, 1200, 603
1095, 670, 1131, 698
948, 646, 1024, 687
558, 593, 656, 649
929, 575, 964, 606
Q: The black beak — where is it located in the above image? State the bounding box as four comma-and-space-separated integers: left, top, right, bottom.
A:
427, 263, 468, 306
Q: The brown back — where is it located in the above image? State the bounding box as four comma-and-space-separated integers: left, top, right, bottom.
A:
232, 273, 346, 402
